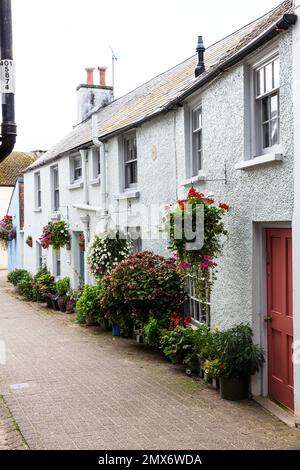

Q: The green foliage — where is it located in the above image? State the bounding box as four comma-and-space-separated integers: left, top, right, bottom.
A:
34, 271, 56, 298
7, 269, 29, 286
203, 358, 224, 380
56, 277, 70, 296
75, 284, 104, 324
160, 326, 196, 364
144, 317, 165, 348
16, 272, 34, 300
101, 251, 186, 329
214, 324, 265, 378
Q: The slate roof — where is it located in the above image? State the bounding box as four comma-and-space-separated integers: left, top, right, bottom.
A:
0, 152, 37, 186
26, 0, 294, 172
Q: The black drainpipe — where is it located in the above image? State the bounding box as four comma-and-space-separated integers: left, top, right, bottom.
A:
0, 0, 17, 163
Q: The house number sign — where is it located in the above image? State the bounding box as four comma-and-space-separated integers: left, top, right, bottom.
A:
0, 59, 15, 94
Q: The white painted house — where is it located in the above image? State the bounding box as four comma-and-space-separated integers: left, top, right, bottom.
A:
21, 0, 300, 418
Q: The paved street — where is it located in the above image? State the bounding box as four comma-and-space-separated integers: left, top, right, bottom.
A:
0, 272, 300, 450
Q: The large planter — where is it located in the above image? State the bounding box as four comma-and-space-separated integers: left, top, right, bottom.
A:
66, 299, 75, 314
220, 376, 249, 401
57, 297, 67, 312
50, 296, 60, 311
45, 296, 52, 309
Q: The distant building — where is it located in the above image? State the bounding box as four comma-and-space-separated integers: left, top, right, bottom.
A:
0, 151, 37, 269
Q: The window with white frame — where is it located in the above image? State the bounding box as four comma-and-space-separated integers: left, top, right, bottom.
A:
53, 249, 61, 278
34, 172, 42, 209
123, 133, 137, 189
191, 105, 203, 176
37, 242, 43, 270
92, 148, 101, 179
51, 166, 60, 212
255, 55, 280, 153
70, 155, 82, 183
186, 274, 210, 326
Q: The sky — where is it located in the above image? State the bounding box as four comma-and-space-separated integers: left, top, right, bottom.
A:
10, 0, 283, 151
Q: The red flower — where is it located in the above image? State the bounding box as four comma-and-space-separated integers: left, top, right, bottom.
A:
188, 187, 204, 200
219, 203, 229, 211
31, 282, 36, 287
177, 200, 186, 210
206, 198, 214, 204
219, 364, 225, 369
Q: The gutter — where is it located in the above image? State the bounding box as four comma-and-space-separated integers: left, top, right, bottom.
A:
165, 13, 298, 109
0, 0, 17, 162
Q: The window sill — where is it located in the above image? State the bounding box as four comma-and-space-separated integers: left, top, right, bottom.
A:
67, 181, 83, 190
181, 173, 207, 186
33, 207, 42, 213
235, 153, 283, 170
90, 177, 101, 186
115, 190, 140, 201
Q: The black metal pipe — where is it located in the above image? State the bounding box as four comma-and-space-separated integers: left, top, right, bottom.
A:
0, 0, 17, 162
166, 13, 298, 110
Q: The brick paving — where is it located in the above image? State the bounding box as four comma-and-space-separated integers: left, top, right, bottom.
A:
0, 271, 300, 450
0, 395, 27, 450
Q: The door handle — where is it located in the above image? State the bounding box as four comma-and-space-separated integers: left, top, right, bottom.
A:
263, 316, 272, 323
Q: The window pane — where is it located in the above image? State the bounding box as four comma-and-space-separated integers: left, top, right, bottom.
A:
262, 97, 269, 122
270, 93, 279, 119
273, 58, 279, 89
271, 119, 279, 146
263, 123, 270, 149
257, 68, 264, 96
193, 108, 202, 131
265, 62, 273, 93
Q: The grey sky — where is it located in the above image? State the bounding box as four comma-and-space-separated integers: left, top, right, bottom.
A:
12, 0, 282, 151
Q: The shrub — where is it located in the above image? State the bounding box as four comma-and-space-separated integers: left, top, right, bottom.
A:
214, 324, 265, 379
101, 251, 186, 328
7, 269, 29, 286
75, 284, 104, 324
16, 272, 34, 300
56, 277, 70, 297
87, 230, 132, 278
33, 271, 56, 299
144, 317, 164, 348
160, 326, 196, 364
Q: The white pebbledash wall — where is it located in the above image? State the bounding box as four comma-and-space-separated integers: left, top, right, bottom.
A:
23, 30, 297, 411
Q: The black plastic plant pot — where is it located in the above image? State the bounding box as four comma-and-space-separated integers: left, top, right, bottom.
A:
57, 297, 67, 312
51, 297, 60, 311
220, 376, 249, 401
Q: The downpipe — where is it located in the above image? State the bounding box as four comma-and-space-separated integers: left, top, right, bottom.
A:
0, 0, 17, 162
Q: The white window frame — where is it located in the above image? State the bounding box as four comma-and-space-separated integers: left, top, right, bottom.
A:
190, 104, 203, 177
53, 249, 61, 278
248, 48, 281, 159
34, 171, 42, 209
51, 165, 60, 213
70, 154, 83, 183
123, 132, 138, 190
36, 242, 43, 270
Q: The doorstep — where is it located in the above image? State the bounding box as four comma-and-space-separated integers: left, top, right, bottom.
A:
254, 396, 298, 429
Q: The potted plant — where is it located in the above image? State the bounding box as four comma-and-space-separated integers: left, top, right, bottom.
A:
0, 215, 13, 249
39, 220, 70, 250
56, 277, 70, 312
26, 236, 33, 248
34, 271, 56, 308
66, 288, 82, 314
215, 324, 265, 401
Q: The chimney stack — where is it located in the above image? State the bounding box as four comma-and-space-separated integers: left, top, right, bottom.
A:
76, 65, 114, 124
195, 36, 206, 78
85, 67, 95, 85
98, 66, 107, 86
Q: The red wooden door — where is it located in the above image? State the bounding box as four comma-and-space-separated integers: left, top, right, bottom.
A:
266, 228, 294, 411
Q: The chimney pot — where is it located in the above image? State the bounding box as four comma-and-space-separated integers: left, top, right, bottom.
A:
195, 36, 206, 78
85, 67, 95, 85
98, 66, 107, 87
